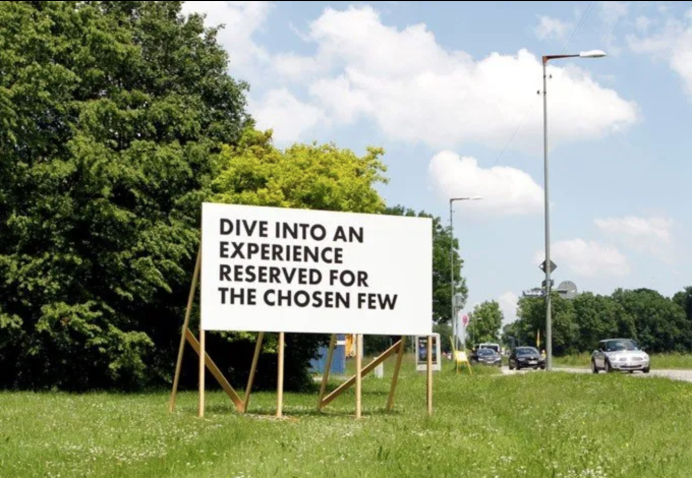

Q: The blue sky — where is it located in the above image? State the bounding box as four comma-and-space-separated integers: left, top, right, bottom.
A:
184, 1, 692, 324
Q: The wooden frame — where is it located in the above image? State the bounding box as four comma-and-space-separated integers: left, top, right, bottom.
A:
168, 246, 266, 416
170, 245, 430, 419
316, 335, 408, 415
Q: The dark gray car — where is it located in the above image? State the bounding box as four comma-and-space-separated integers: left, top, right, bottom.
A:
472, 348, 502, 367
508, 346, 545, 370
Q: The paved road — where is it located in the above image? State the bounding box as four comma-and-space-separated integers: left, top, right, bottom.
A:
501, 365, 692, 383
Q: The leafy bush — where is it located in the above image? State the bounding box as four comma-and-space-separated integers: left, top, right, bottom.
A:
0, 1, 250, 390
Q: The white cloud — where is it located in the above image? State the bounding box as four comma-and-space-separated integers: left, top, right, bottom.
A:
595, 215, 674, 259
535, 239, 630, 278
635, 15, 655, 33
189, 4, 638, 148
534, 15, 572, 42
273, 53, 325, 82
598, 1, 630, 56
181, 1, 273, 81
292, 6, 638, 150
600, 1, 629, 26
309, 77, 373, 124
628, 8, 692, 100
498, 292, 519, 325
428, 151, 544, 216
536, 3, 630, 58
249, 89, 327, 143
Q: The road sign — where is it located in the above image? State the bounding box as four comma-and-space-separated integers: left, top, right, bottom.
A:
539, 259, 557, 274
462, 314, 469, 326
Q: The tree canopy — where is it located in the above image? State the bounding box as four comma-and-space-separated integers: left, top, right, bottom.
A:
0, 1, 251, 389
508, 287, 691, 355
207, 128, 389, 390
466, 300, 503, 346
383, 206, 467, 324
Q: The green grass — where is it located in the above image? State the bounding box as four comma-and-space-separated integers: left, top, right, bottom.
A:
554, 352, 692, 369
3, 355, 692, 478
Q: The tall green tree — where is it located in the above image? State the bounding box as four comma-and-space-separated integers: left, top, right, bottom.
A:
0, 1, 250, 390
383, 206, 467, 324
515, 294, 578, 354
508, 287, 692, 355
571, 293, 636, 351
210, 128, 389, 390
465, 300, 503, 346
612, 288, 690, 352
501, 321, 521, 349
673, 287, 692, 322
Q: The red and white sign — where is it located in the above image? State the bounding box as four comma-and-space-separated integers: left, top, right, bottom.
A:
457, 310, 469, 326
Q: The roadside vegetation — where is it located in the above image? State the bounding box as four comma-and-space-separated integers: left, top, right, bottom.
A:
3, 355, 692, 478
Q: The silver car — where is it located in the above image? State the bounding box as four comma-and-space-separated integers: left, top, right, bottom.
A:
591, 338, 650, 374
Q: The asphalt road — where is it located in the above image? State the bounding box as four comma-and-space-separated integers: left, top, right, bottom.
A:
501, 365, 692, 383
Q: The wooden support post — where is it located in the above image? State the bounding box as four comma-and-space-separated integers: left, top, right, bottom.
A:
169, 247, 201, 412
276, 332, 285, 418
320, 339, 401, 409
355, 334, 363, 419
317, 334, 337, 411
199, 328, 205, 418
386, 336, 406, 411
427, 335, 433, 416
242, 332, 264, 413
184, 329, 243, 410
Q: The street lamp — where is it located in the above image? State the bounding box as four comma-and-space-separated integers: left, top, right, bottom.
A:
449, 196, 482, 350
542, 50, 605, 371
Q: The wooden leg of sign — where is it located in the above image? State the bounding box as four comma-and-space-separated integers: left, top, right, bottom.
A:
386, 336, 406, 411
317, 334, 337, 412
320, 339, 401, 409
355, 334, 363, 419
276, 332, 285, 418
427, 335, 433, 417
242, 332, 264, 413
169, 246, 202, 412
199, 328, 205, 418
184, 329, 243, 410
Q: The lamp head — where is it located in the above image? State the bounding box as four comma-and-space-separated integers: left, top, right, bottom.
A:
579, 50, 607, 58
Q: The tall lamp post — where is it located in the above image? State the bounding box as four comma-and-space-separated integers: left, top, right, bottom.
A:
449, 196, 482, 349
542, 50, 605, 371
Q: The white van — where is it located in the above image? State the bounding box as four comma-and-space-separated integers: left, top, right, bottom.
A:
477, 343, 501, 354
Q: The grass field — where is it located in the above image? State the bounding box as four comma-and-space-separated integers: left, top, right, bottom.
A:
3, 355, 692, 478
553, 352, 692, 369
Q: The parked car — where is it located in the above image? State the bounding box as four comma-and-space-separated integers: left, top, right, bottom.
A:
471, 348, 502, 367
508, 346, 545, 370
591, 338, 650, 374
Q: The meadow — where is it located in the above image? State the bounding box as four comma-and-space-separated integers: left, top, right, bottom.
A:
3, 355, 692, 478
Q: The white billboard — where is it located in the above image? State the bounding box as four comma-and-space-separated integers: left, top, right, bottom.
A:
200, 202, 432, 335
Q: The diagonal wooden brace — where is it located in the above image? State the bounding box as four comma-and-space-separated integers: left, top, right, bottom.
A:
320, 338, 403, 409
185, 328, 244, 411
